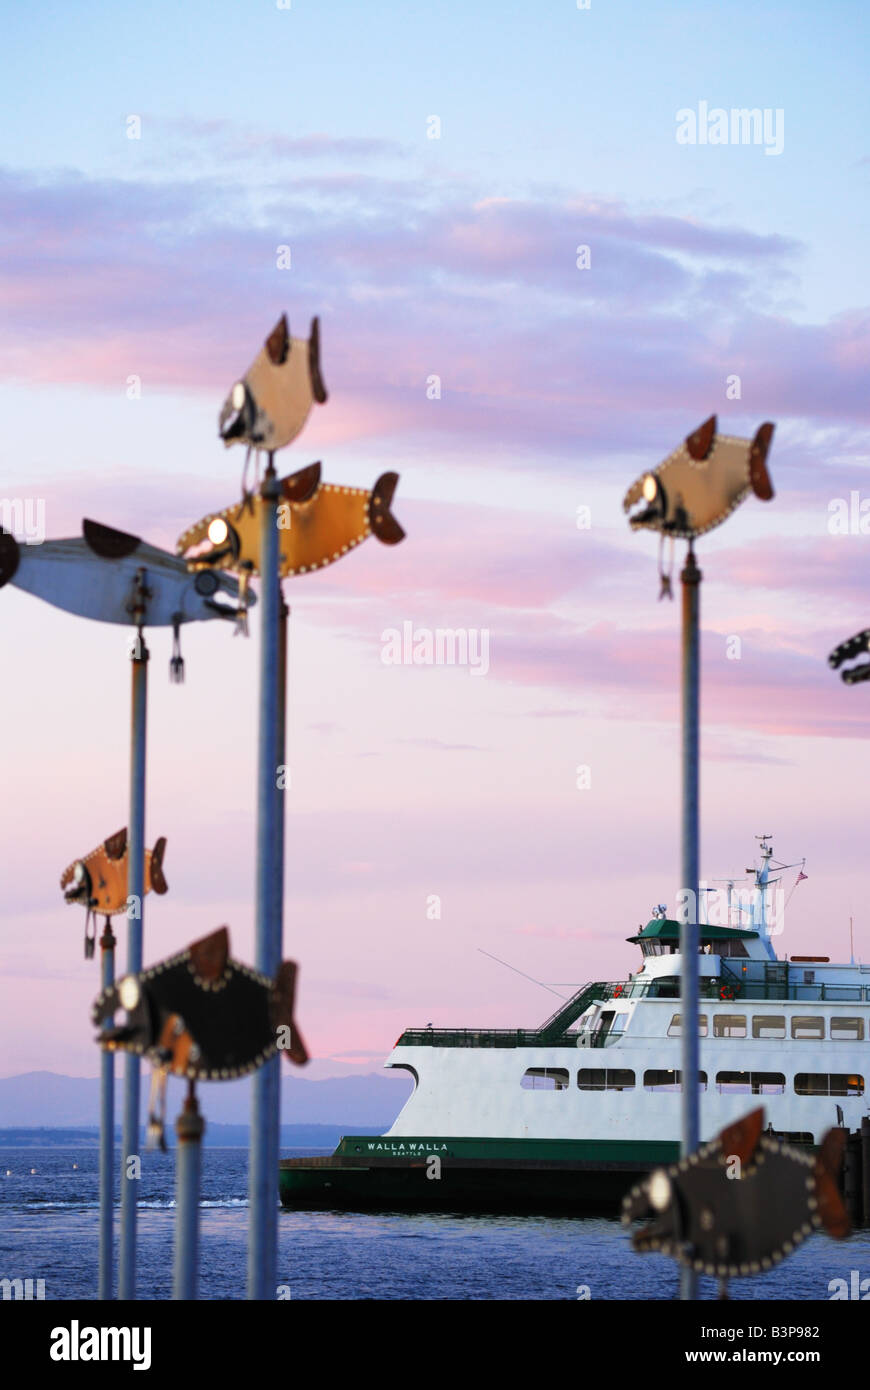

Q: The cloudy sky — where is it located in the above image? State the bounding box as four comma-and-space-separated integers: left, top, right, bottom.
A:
1, 0, 869, 1087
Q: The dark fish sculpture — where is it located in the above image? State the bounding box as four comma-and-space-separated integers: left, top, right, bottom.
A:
92, 926, 308, 1079
621, 1107, 849, 1282
61, 829, 168, 958
176, 461, 404, 584
93, 926, 308, 1151
828, 629, 870, 685
0, 519, 252, 672
219, 314, 327, 453
623, 416, 775, 539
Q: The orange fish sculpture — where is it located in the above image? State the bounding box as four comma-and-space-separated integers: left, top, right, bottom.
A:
176, 462, 404, 600
61, 829, 168, 958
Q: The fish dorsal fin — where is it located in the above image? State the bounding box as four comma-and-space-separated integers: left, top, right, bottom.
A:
104, 828, 128, 860
265, 315, 290, 366
83, 519, 141, 559
282, 462, 322, 503
309, 316, 327, 403
189, 927, 230, 983
685, 415, 717, 461
718, 1106, 764, 1166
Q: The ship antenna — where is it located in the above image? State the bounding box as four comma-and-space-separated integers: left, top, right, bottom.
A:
476, 949, 569, 1001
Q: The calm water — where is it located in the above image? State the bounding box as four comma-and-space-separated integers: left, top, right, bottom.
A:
2, 1146, 868, 1301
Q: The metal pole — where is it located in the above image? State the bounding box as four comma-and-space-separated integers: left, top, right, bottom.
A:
272, 592, 288, 1219
856, 1117, 861, 1228
119, 622, 148, 1300
98, 917, 116, 1300
173, 1083, 205, 1300
680, 545, 701, 1301
248, 458, 282, 1300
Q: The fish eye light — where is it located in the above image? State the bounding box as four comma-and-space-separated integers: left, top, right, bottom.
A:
231, 382, 246, 411
73, 861, 86, 885
648, 1169, 672, 1212
208, 518, 229, 546
642, 474, 658, 503
118, 975, 140, 1012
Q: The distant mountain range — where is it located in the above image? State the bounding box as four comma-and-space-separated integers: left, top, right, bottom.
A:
0, 1070, 413, 1129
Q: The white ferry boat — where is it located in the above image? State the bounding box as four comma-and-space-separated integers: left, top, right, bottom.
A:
280, 840, 868, 1209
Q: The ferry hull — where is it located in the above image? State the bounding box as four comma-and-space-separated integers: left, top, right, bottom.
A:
279, 1135, 681, 1212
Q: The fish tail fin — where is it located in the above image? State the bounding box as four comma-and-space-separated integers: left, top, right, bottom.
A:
814, 1127, 850, 1238
369, 472, 405, 545
750, 422, 775, 500
150, 837, 169, 895
0, 527, 20, 588
273, 961, 309, 1066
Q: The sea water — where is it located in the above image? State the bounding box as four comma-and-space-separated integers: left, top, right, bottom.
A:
1, 1147, 869, 1301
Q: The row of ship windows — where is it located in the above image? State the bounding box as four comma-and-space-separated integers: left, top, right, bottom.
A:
666, 1013, 865, 1040
521, 1068, 865, 1096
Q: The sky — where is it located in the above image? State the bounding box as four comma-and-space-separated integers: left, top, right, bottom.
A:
1, 0, 869, 1090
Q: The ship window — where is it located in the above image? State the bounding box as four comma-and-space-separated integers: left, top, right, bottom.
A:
521, 1068, 570, 1091
713, 1014, 746, 1038
718, 939, 749, 958
791, 1016, 824, 1040
667, 1014, 708, 1038
831, 1017, 864, 1041
577, 1068, 636, 1091
643, 1069, 708, 1092
795, 1073, 864, 1097
716, 1071, 786, 1095
752, 1015, 786, 1039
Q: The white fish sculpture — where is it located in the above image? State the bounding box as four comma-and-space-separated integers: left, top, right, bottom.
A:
219, 313, 327, 454
623, 415, 775, 540
0, 518, 254, 677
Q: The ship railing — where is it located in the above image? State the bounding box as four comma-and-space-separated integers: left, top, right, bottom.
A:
395, 1028, 578, 1048
709, 972, 870, 1004
395, 980, 651, 1050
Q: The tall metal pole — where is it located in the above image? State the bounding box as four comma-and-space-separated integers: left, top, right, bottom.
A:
119, 618, 148, 1300
248, 458, 282, 1300
680, 545, 701, 1301
173, 1083, 205, 1300
98, 917, 116, 1300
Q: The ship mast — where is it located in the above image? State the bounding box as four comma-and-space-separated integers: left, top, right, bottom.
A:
708, 835, 806, 962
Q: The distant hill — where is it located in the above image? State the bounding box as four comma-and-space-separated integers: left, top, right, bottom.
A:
0, 1123, 382, 1150
0, 1070, 413, 1129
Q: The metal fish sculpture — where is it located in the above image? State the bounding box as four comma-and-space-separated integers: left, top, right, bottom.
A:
621, 1107, 849, 1285
623, 416, 775, 540
0, 519, 254, 676
828, 629, 870, 685
218, 313, 327, 453
176, 462, 404, 596
92, 926, 308, 1148
61, 829, 168, 959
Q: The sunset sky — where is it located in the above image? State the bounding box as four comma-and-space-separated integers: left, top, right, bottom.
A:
1, 1, 869, 1092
